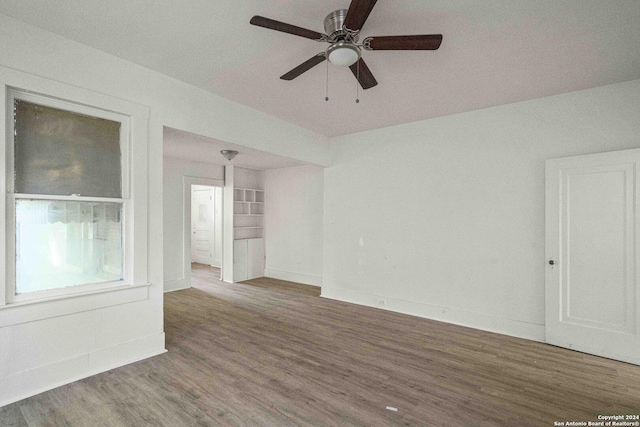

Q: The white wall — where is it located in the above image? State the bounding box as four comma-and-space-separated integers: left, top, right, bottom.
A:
1, 7, 636, 407
163, 157, 224, 292
0, 13, 329, 407
323, 79, 640, 341
235, 167, 264, 190
264, 166, 324, 286
0, 15, 330, 167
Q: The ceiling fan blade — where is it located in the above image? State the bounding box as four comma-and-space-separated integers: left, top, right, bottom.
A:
349, 58, 378, 90
280, 54, 326, 80
343, 0, 378, 32
250, 16, 325, 41
364, 34, 443, 50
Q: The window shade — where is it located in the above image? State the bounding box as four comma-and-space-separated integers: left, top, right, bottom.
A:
14, 100, 122, 198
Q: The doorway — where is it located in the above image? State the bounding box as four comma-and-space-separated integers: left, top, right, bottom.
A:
181, 176, 224, 287
190, 185, 222, 270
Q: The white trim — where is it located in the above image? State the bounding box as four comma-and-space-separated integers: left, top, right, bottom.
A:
6, 91, 131, 304
0, 67, 150, 121
264, 268, 322, 287
0, 332, 166, 408
320, 286, 546, 342
10, 278, 127, 305
6, 89, 133, 125
222, 166, 235, 283
0, 283, 150, 328
0, 84, 5, 307
178, 176, 224, 293
0, 68, 149, 309
13, 194, 125, 203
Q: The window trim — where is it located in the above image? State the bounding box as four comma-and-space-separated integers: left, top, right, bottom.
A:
7, 89, 132, 303
0, 67, 149, 314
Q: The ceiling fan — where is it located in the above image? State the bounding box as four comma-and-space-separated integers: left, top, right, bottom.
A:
250, 0, 443, 90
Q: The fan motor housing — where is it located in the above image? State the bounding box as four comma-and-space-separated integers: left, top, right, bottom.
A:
324, 9, 347, 36
324, 9, 359, 43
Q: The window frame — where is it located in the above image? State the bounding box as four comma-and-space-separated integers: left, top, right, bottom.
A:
7, 90, 132, 303
0, 68, 149, 314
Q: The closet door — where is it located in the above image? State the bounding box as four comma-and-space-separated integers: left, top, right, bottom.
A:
546, 148, 640, 365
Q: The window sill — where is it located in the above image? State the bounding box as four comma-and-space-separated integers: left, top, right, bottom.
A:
0, 283, 151, 328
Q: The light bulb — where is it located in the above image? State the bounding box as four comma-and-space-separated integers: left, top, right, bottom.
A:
326, 43, 361, 67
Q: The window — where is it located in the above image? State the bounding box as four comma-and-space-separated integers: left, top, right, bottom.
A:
15, 199, 123, 294
7, 90, 132, 302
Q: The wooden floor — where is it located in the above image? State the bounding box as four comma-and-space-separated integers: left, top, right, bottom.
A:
2, 265, 639, 426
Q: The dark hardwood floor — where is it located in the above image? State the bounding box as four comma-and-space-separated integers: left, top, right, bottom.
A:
2, 265, 639, 426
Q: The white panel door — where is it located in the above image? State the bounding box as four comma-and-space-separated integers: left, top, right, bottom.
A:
191, 188, 214, 265
546, 149, 640, 365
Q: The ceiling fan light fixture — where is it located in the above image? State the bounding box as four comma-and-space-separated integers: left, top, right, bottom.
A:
326, 42, 361, 67
250, 1, 442, 90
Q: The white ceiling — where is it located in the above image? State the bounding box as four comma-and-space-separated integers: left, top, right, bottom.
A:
163, 127, 307, 170
0, 1, 639, 138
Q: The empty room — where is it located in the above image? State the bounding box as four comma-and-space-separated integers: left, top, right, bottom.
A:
0, 1, 639, 426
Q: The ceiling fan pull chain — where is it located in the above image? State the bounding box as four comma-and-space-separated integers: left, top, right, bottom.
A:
356, 60, 360, 103
325, 59, 330, 101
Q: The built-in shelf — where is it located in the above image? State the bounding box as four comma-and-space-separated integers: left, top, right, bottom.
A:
233, 188, 264, 240
234, 227, 264, 240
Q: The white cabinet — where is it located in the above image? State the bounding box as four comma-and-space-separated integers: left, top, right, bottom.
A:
233, 238, 264, 282
232, 187, 265, 282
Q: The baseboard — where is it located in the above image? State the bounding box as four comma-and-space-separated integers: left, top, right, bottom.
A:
321, 287, 545, 343
164, 284, 191, 293
0, 332, 167, 408
164, 279, 190, 293
264, 269, 322, 287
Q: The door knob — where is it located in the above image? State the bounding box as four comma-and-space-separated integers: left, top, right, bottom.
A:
549, 260, 555, 266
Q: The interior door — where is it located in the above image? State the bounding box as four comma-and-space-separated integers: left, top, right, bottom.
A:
191, 187, 214, 265
546, 149, 640, 365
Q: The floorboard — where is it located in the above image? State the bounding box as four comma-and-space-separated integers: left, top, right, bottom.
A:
2, 265, 639, 426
